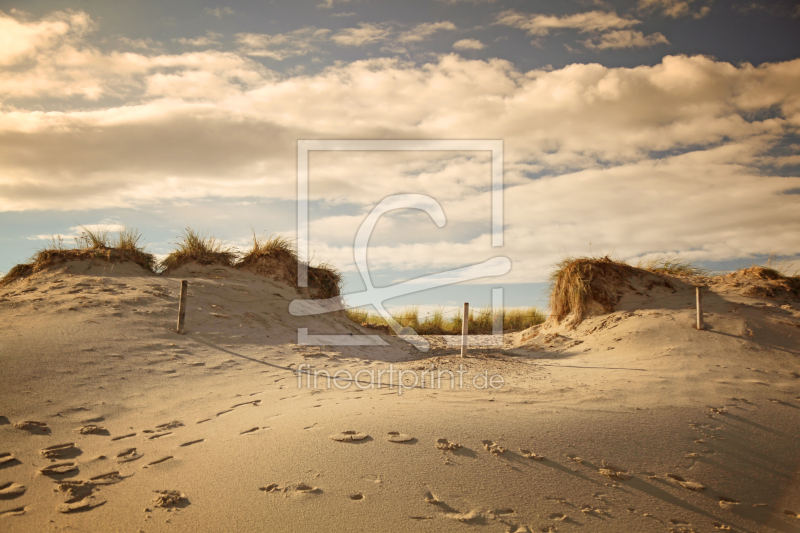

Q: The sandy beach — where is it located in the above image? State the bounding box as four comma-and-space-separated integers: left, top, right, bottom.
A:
1, 259, 799, 532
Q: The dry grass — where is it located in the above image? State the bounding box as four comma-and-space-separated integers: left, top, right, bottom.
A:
0, 227, 156, 288
548, 255, 639, 326
347, 305, 545, 335
159, 228, 238, 273
636, 257, 708, 277
236, 232, 342, 299
758, 253, 799, 279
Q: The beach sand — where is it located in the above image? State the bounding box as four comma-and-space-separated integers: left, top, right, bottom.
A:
1, 260, 799, 532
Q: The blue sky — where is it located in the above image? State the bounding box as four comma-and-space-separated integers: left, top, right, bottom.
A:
1, 0, 799, 311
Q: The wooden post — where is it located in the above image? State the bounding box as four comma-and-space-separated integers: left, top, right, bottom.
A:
696, 286, 704, 331
177, 280, 188, 335
460, 302, 469, 358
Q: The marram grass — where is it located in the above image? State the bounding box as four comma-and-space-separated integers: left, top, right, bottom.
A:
346, 306, 546, 335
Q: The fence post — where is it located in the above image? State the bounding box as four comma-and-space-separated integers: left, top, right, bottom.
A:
696, 286, 704, 331
177, 280, 188, 335
460, 302, 469, 358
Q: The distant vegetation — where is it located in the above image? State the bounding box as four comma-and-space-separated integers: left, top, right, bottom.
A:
346, 305, 546, 335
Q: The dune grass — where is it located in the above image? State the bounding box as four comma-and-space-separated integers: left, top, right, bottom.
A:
549, 254, 711, 325
548, 255, 638, 325
636, 256, 708, 277
346, 305, 546, 335
236, 231, 342, 298
159, 227, 238, 273
757, 253, 799, 279
0, 227, 156, 287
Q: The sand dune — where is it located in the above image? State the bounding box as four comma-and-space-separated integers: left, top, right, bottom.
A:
1, 259, 799, 532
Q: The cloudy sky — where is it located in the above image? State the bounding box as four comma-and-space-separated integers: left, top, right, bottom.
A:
1, 0, 799, 312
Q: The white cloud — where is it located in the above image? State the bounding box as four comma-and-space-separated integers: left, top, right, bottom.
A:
638, 0, 710, 19
331, 22, 392, 46
204, 7, 234, 19
453, 38, 485, 50
398, 21, 457, 43
495, 9, 639, 36
0, 9, 93, 66
583, 29, 669, 49
118, 37, 160, 50
317, 0, 353, 8
236, 27, 330, 60
2, 11, 800, 282
174, 32, 223, 47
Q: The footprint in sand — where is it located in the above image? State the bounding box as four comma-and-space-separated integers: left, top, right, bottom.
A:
0, 506, 26, 517
116, 448, 143, 463
240, 427, 271, 435
90, 472, 126, 485
155, 421, 184, 431
482, 440, 507, 455
0, 482, 26, 500
386, 431, 414, 443
40, 443, 77, 459
329, 431, 369, 442
718, 496, 740, 511
13, 420, 49, 434
0, 453, 20, 468
111, 433, 136, 441
598, 461, 631, 480
566, 453, 586, 465
144, 456, 173, 467
349, 493, 365, 501
56, 482, 106, 513
75, 424, 108, 435
435, 438, 461, 451
153, 490, 188, 508
423, 491, 442, 505
666, 473, 705, 491
520, 449, 545, 461
179, 439, 205, 447
444, 510, 482, 523
231, 400, 261, 408
148, 432, 172, 440
260, 483, 322, 497
39, 462, 78, 476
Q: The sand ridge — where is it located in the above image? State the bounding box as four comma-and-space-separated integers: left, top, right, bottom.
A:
0, 259, 799, 531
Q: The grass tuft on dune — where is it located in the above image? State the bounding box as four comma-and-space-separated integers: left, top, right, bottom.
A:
236, 232, 342, 299
548, 255, 638, 326
0, 227, 156, 287
159, 227, 238, 273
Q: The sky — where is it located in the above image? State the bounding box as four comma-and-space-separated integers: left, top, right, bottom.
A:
1, 0, 799, 314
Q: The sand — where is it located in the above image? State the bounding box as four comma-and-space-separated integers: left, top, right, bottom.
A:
1, 259, 799, 532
